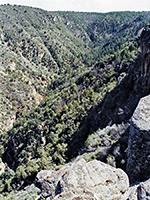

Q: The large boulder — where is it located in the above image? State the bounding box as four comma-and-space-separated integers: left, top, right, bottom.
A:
36, 158, 129, 200
126, 95, 150, 183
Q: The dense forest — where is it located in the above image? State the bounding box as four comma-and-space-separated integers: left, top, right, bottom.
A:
0, 4, 150, 198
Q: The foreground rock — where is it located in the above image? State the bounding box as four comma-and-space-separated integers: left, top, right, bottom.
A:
127, 95, 150, 183
3, 158, 150, 200
36, 158, 129, 200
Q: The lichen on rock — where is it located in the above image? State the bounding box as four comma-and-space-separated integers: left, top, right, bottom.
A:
36, 158, 129, 200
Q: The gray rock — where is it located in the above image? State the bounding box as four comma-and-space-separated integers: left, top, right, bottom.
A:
36, 166, 70, 198
126, 95, 150, 183
36, 170, 52, 182
36, 158, 129, 200
127, 178, 150, 200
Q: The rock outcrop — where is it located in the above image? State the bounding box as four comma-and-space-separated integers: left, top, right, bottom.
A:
5, 156, 150, 200
36, 158, 129, 200
126, 95, 150, 183
140, 25, 150, 76
36, 156, 150, 199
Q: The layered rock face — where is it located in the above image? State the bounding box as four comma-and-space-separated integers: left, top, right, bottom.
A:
126, 95, 150, 183
140, 26, 150, 77
36, 159, 129, 200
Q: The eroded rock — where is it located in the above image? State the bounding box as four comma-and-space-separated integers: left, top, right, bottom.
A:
127, 95, 150, 183
36, 158, 129, 200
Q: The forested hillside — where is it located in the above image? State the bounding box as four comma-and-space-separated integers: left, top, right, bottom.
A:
0, 4, 150, 197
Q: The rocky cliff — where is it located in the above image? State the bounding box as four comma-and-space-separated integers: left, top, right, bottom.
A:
140, 26, 150, 77
126, 26, 150, 184
127, 95, 150, 183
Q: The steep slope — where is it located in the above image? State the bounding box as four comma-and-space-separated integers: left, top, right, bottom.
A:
0, 5, 90, 132
0, 4, 150, 195
0, 5, 150, 132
